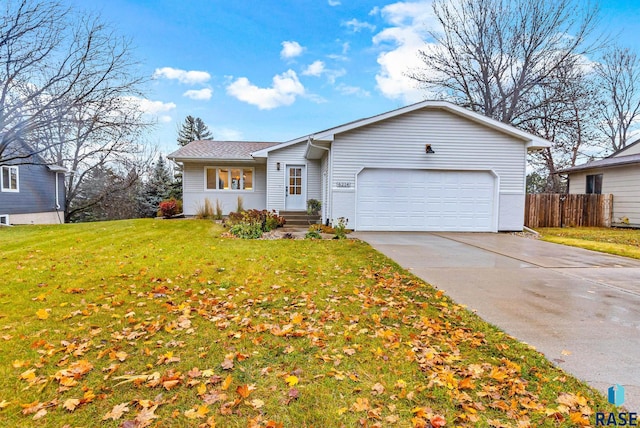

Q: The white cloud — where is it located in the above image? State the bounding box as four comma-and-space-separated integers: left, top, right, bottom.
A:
336, 83, 371, 97
280, 41, 304, 59
183, 88, 213, 100
302, 60, 346, 84
328, 0, 341, 6
226, 69, 305, 110
132, 97, 177, 115
372, 1, 437, 103
123, 97, 176, 123
153, 67, 211, 85
213, 127, 244, 141
342, 18, 376, 33
302, 60, 326, 77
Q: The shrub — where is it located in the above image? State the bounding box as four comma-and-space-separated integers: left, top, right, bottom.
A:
158, 199, 180, 218
214, 199, 223, 220
305, 230, 322, 239
225, 209, 286, 238
333, 217, 348, 239
229, 222, 263, 239
307, 199, 321, 215
195, 198, 214, 219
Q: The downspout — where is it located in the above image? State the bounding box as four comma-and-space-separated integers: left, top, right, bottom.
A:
307, 136, 331, 223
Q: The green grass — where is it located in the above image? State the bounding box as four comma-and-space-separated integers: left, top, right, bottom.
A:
0, 219, 613, 427
537, 227, 640, 259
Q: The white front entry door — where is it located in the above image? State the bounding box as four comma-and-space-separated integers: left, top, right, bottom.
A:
285, 165, 306, 210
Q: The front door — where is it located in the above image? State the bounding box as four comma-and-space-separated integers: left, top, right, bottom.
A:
285, 165, 306, 210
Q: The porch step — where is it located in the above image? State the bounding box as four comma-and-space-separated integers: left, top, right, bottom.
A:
280, 211, 321, 227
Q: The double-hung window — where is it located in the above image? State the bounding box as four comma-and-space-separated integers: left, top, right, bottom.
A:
206, 167, 253, 190
1, 166, 19, 192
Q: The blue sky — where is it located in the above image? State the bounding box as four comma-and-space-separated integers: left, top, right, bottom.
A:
61, 0, 640, 155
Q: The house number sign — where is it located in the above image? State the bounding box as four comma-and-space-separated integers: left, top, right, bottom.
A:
336, 182, 352, 188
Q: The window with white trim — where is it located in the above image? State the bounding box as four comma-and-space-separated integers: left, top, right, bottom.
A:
1, 166, 19, 192
206, 167, 253, 191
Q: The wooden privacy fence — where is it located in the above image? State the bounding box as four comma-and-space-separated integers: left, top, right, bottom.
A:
525, 194, 613, 228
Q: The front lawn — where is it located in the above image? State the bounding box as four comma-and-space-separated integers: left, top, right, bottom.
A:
537, 227, 640, 259
0, 219, 612, 427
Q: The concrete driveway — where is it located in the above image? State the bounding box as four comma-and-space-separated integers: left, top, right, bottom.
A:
354, 232, 640, 411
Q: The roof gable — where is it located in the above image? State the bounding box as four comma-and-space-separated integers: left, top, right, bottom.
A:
559, 153, 640, 174
610, 138, 640, 158
251, 100, 552, 157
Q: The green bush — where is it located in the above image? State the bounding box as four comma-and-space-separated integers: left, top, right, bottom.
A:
305, 230, 322, 239
225, 209, 286, 238
229, 222, 263, 239
307, 199, 321, 215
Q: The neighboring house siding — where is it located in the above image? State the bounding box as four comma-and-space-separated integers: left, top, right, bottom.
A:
0, 163, 62, 216
266, 143, 321, 211
182, 162, 268, 215
613, 143, 640, 157
329, 108, 527, 230
569, 166, 640, 225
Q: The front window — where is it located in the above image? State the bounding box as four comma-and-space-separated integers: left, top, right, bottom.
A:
586, 174, 602, 194
1, 166, 18, 192
205, 167, 253, 191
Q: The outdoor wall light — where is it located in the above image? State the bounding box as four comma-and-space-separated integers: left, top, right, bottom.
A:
425, 144, 435, 154
276, 162, 281, 170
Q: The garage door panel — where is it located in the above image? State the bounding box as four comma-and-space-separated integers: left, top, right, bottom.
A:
356, 169, 495, 232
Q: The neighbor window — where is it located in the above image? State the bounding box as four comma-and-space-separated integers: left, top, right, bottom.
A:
1, 166, 18, 192
205, 167, 253, 190
586, 174, 602, 194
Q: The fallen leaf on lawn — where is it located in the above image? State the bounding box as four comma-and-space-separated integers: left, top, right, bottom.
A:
102, 402, 130, 420
221, 358, 234, 370
0, 400, 9, 409
35, 309, 49, 320
236, 384, 253, 398
197, 383, 207, 396
184, 405, 209, 419
63, 398, 80, 412
430, 415, 446, 428
351, 397, 370, 412
250, 399, 265, 409
221, 375, 232, 391
32, 408, 47, 420
285, 375, 298, 387
371, 382, 385, 395
385, 414, 400, 424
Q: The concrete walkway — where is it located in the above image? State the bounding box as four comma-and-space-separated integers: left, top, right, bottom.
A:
354, 232, 640, 411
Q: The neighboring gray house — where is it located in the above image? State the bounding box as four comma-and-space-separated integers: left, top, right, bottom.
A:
169, 100, 551, 232
0, 147, 67, 225
560, 139, 640, 227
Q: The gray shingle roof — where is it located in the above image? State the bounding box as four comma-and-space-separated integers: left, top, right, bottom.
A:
558, 153, 640, 173
168, 140, 281, 161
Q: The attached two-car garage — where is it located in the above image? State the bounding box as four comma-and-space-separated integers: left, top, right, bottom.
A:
356, 169, 496, 232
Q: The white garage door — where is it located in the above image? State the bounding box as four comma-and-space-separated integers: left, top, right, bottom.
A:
356, 169, 496, 231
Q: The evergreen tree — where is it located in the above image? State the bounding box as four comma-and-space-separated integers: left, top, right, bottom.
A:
177, 115, 213, 146
143, 157, 174, 216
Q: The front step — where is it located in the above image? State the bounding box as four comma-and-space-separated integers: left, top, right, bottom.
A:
280, 211, 321, 227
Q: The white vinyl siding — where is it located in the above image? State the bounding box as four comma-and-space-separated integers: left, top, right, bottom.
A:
182, 162, 267, 215
569, 166, 640, 226
329, 108, 527, 230
266, 143, 321, 211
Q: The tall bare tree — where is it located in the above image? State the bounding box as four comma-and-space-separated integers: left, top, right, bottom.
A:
410, 0, 600, 128
0, 0, 154, 221
594, 47, 640, 152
